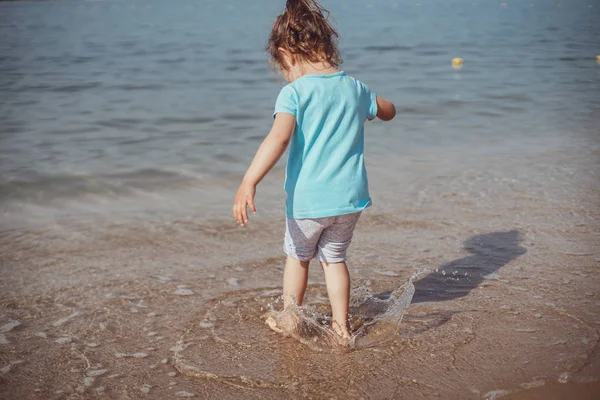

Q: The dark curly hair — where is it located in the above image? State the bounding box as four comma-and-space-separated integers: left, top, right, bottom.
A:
267, 0, 342, 72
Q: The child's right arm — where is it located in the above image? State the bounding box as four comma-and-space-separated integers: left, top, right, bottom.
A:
232, 112, 296, 226
376, 96, 396, 121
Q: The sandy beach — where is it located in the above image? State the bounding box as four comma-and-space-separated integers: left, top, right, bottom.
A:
1, 143, 598, 399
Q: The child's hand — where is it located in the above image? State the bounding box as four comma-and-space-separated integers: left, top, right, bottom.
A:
233, 181, 257, 227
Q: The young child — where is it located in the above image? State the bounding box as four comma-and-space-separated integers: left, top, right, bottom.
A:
232, 0, 396, 340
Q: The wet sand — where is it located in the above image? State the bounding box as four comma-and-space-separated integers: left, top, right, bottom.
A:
1, 148, 599, 399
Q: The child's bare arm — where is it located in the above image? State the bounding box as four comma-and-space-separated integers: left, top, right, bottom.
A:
376, 96, 396, 121
233, 113, 296, 226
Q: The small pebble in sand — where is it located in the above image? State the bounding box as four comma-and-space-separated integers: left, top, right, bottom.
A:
534, 313, 543, 318
95, 386, 105, 393
175, 391, 196, 397
227, 278, 239, 287
86, 369, 108, 377
170, 381, 177, 386
558, 372, 570, 383
484, 390, 511, 400
140, 384, 152, 393
1, 361, 23, 374
107, 374, 121, 379
500, 305, 511, 310
55, 337, 72, 344
169, 345, 185, 352
52, 312, 82, 327
510, 286, 528, 291
147, 312, 157, 317
136, 300, 148, 308
374, 270, 401, 277
515, 328, 537, 333
199, 321, 214, 329
147, 332, 158, 337
521, 380, 545, 389
550, 340, 567, 346
0, 334, 10, 345
35, 332, 47, 338
83, 377, 95, 386
99, 322, 106, 330
168, 372, 177, 377
0, 321, 22, 332
161, 358, 168, 364
155, 276, 172, 282
55, 390, 64, 394
174, 289, 194, 296
115, 352, 149, 358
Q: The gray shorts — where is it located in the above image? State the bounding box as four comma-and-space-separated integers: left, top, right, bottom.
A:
284, 212, 362, 263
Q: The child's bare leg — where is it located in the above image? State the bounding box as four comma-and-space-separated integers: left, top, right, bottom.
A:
266, 256, 309, 334
321, 261, 351, 338
282, 256, 310, 308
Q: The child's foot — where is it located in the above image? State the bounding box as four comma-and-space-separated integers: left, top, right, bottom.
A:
332, 320, 352, 341
265, 310, 300, 336
265, 316, 284, 334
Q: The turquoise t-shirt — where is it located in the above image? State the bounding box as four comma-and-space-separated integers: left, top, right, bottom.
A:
274, 71, 378, 219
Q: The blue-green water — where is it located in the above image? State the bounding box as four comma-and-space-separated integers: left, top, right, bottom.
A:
0, 0, 598, 223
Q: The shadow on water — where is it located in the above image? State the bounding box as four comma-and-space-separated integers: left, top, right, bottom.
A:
412, 230, 527, 303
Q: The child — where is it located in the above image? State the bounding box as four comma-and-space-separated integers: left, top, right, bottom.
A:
232, 0, 396, 340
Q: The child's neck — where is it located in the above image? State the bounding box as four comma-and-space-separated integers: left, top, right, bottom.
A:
288, 61, 340, 82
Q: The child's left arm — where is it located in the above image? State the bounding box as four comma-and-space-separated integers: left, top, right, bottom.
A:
233, 113, 296, 226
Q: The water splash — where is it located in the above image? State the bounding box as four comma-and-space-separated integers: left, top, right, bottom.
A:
265, 271, 424, 350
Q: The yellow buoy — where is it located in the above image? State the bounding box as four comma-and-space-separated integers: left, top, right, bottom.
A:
452, 57, 464, 69
597, 55, 600, 63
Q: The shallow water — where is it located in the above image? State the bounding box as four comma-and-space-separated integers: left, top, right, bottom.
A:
264, 273, 417, 351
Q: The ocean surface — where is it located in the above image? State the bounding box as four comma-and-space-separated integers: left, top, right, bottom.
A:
0, 0, 599, 227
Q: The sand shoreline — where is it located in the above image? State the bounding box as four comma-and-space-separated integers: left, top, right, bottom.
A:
1, 146, 599, 399
1, 213, 598, 399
